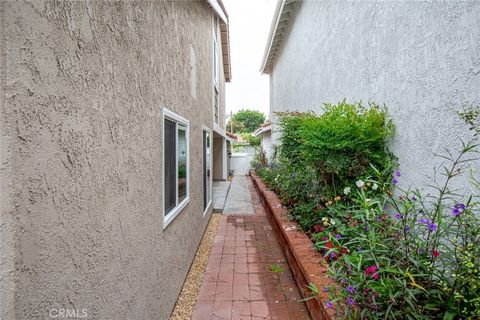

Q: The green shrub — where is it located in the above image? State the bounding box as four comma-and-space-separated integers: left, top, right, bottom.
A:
262, 101, 395, 221
277, 101, 395, 199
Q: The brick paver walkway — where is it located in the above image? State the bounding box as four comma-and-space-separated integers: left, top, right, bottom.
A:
192, 177, 311, 320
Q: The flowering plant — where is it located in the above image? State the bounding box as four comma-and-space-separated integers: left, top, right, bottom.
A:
322, 141, 480, 319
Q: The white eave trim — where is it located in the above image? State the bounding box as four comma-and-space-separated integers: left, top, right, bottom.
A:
253, 125, 272, 137
207, 0, 232, 82
260, 0, 296, 74
207, 0, 227, 23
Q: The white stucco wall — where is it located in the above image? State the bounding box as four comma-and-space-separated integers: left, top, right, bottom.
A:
270, 0, 480, 191
261, 131, 273, 159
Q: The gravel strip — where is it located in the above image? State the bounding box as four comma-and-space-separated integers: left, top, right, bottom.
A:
170, 213, 221, 320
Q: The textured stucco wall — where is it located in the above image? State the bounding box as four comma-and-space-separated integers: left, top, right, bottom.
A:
1, 1, 224, 319
212, 135, 224, 179
270, 0, 480, 190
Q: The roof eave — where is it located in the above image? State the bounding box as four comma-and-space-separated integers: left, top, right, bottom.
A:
260, 0, 296, 74
207, 0, 232, 82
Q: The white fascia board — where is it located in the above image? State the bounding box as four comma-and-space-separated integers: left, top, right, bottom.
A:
260, 0, 285, 73
207, 0, 228, 24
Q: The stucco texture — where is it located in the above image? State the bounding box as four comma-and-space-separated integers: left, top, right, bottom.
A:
1, 1, 223, 319
270, 0, 480, 190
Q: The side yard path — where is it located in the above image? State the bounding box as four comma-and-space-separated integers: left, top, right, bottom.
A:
192, 176, 311, 320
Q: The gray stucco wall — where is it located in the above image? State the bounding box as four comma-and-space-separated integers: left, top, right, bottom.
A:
1, 1, 224, 319
270, 0, 480, 190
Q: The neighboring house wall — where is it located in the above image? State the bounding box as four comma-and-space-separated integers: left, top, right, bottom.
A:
268, 0, 480, 190
261, 131, 272, 159
0, 1, 226, 319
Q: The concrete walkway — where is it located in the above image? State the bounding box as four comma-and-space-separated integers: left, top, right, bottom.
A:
192, 177, 311, 320
223, 176, 255, 215
213, 181, 231, 212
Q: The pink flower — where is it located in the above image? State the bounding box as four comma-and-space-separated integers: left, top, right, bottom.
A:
365, 265, 379, 280
365, 265, 377, 276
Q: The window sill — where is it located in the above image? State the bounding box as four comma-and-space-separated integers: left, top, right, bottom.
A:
163, 197, 190, 229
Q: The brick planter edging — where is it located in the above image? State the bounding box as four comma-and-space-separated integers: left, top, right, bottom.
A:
250, 172, 335, 320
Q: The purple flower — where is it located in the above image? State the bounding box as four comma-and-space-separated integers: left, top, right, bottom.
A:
452, 207, 461, 216
428, 222, 437, 232
347, 285, 355, 294
405, 226, 411, 232
364, 225, 369, 232
418, 247, 424, 254
329, 252, 336, 259
326, 301, 333, 309
418, 218, 430, 225
322, 286, 329, 293
347, 297, 355, 306
451, 203, 465, 217
393, 213, 401, 219
336, 234, 343, 239
411, 196, 417, 201
395, 170, 401, 177
392, 177, 398, 185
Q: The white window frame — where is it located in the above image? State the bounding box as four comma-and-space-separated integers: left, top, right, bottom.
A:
202, 126, 213, 217
162, 108, 190, 229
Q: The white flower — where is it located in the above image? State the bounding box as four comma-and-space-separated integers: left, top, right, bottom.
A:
372, 183, 379, 190
355, 180, 365, 188
343, 187, 351, 195
330, 218, 336, 225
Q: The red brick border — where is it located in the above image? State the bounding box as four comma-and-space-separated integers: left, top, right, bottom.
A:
250, 172, 335, 320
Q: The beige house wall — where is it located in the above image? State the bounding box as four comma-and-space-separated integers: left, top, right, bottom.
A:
0, 1, 226, 319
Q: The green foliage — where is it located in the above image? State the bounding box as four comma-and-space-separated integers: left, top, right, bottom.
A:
269, 101, 395, 207
241, 133, 261, 147
458, 106, 480, 136
226, 119, 245, 133
268, 263, 285, 273
229, 109, 266, 133
250, 147, 267, 171
278, 101, 395, 198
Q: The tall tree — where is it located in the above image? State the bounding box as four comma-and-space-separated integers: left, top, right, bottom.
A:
228, 109, 266, 133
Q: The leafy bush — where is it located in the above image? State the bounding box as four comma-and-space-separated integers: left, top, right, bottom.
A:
260, 101, 395, 214
241, 133, 261, 147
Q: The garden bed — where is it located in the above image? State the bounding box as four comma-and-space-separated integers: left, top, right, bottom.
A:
250, 171, 335, 320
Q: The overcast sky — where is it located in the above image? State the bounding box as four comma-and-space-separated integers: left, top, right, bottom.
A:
222, 0, 277, 120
